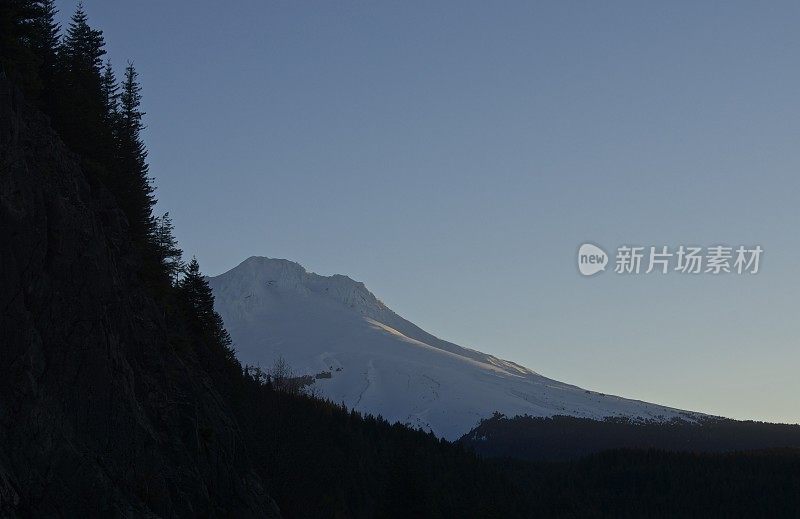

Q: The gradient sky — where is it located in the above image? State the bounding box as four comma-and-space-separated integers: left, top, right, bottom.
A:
58, 1, 800, 423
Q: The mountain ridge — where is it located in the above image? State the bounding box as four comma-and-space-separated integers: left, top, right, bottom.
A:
215, 255, 534, 374
210, 256, 703, 439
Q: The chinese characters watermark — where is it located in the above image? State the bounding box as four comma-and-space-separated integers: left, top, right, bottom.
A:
578, 244, 762, 277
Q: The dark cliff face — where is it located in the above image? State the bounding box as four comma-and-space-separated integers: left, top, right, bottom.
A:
0, 76, 279, 517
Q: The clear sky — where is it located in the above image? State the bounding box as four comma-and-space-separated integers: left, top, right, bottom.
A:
58, 1, 800, 423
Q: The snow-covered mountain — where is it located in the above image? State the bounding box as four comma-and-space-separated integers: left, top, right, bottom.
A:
209, 257, 701, 439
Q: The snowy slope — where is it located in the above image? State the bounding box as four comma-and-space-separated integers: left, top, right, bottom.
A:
209, 257, 701, 439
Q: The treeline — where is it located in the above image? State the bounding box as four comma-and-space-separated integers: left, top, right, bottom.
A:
1, 0, 182, 291
231, 373, 530, 517
461, 414, 800, 462
215, 368, 800, 517
1, 1, 235, 369
495, 448, 800, 517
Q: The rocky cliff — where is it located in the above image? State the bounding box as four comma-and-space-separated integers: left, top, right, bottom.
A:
0, 74, 279, 516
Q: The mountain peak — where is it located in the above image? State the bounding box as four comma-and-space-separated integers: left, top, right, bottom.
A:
209, 256, 701, 439
235, 256, 308, 278
217, 256, 387, 317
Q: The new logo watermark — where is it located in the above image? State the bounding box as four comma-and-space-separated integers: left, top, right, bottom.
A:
578, 243, 608, 276
577, 243, 762, 276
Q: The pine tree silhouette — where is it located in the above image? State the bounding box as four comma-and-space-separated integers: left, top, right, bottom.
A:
178, 258, 236, 361
155, 212, 184, 283
29, 0, 60, 108
55, 2, 111, 166
0, 0, 42, 92
100, 59, 119, 122
116, 62, 156, 244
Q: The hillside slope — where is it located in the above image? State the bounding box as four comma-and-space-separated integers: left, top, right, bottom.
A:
0, 74, 279, 517
210, 256, 702, 439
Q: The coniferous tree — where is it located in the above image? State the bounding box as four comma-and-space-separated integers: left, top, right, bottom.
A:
29, 0, 59, 107
178, 258, 211, 317
56, 2, 111, 165
30, 1, 59, 55
116, 62, 156, 244
100, 60, 118, 119
60, 2, 104, 75
100, 59, 121, 153
155, 212, 184, 283
0, 0, 41, 92
178, 258, 236, 361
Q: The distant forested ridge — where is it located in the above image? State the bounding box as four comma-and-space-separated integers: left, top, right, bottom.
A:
1, 2, 799, 517
490, 448, 800, 518
461, 414, 800, 461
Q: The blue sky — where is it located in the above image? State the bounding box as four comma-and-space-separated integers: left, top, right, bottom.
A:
59, 1, 800, 423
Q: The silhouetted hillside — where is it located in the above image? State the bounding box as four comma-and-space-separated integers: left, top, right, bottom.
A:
0, 63, 284, 518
